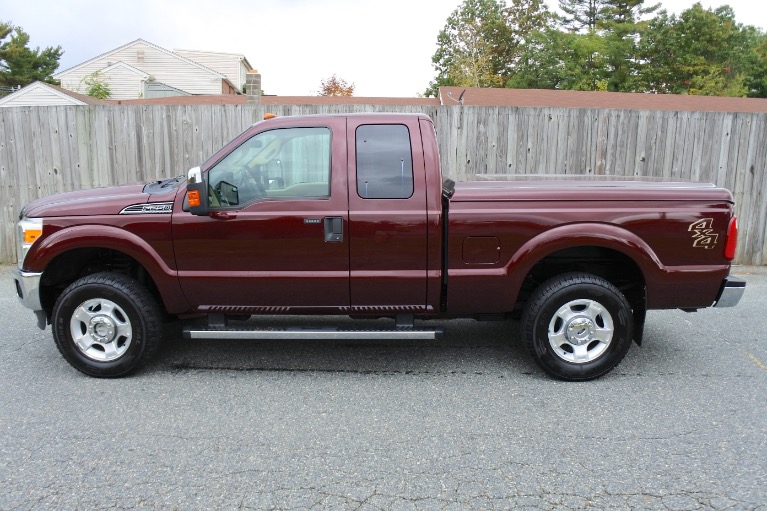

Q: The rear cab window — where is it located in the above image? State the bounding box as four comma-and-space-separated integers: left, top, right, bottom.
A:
355, 124, 413, 199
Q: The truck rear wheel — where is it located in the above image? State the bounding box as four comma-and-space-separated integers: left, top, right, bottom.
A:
521, 272, 633, 381
52, 272, 162, 377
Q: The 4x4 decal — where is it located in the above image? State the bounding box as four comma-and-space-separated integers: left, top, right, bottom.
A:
689, 218, 719, 249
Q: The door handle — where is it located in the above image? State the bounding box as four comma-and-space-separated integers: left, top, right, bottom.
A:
210, 211, 237, 220
324, 217, 343, 242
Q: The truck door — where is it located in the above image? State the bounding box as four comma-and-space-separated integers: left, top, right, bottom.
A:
346, 117, 429, 312
172, 118, 350, 312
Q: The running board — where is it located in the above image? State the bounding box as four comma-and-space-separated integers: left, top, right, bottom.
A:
183, 327, 445, 341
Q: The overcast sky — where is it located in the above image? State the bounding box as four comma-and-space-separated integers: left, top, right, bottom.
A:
4, 0, 767, 97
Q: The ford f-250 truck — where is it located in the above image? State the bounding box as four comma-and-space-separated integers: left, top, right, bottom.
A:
12, 113, 745, 380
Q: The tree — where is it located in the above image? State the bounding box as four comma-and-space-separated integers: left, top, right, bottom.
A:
0, 23, 62, 87
425, 0, 550, 96
558, 0, 606, 32
425, 0, 509, 96
638, 3, 761, 96
742, 28, 767, 97
598, 0, 660, 92
81, 71, 111, 99
318, 74, 354, 96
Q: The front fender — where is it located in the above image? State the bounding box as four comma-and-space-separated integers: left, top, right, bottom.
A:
25, 224, 189, 314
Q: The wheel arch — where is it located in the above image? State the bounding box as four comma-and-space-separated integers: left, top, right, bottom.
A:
29, 225, 189, 319
507, 224, 654, 338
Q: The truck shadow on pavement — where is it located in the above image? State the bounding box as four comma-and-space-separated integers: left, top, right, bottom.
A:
149, 316, 540, 378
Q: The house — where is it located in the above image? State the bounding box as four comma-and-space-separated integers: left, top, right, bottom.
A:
0, 81, 107, 107
52, 39, 245, 100
173, 49, 253, 93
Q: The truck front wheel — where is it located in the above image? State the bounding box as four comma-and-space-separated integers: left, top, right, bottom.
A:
52, 272, 162, 377
521, 273, 633, 381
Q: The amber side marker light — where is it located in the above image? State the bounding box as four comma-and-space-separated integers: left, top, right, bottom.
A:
188, 190, 201, 207
264, 113, 278, 120
24, 229, 42, 244
724, 217, 738, 261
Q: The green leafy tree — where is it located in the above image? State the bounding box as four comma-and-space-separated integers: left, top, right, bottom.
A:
638, 3, 762, 96
0, 23, 62, 87
743, 29, 767, 97
424, 0, 551, 96
425, 0, 510, 96
558, 0, 606, 32
81, 71, 111, 99
598, 0, 660, 92
548, 0, 658, 92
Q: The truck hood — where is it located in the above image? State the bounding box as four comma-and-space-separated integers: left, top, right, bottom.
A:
22, 178, 183, 218
451, 179, 734, 203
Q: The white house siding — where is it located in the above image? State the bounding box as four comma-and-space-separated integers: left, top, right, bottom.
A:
174, 49, 248, 90
55, 40, 226, 98
0, 83, 86, 107
98, 65, 146, 99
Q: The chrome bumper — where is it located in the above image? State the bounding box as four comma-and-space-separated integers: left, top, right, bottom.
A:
12, 269, 47, 329
13, 268, 42, 310
714, 276, 746, 308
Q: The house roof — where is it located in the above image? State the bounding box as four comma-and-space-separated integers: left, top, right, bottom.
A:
174, 48, 254, 73
0, 81, 108, 107
99, 61, 150, 80
439, 86, 767, 113
53, 38, 229, 81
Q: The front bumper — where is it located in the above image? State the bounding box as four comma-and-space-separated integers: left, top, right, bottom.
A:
714, 276, 746, 307
13, 268, 42, 310
12, 269, 47, 329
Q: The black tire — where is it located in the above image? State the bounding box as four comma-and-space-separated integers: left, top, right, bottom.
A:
52, 272, 162, 377
521, 272, 633, 381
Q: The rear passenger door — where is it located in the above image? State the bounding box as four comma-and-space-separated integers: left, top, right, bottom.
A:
346, 117, 430, 312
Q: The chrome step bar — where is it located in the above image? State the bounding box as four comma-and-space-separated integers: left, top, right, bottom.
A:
183, 327, 444, 341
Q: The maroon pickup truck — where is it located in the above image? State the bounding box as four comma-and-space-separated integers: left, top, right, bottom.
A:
12, 113, 745, 380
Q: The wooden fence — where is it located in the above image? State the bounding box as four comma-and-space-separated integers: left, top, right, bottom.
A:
1, 104, 765, 265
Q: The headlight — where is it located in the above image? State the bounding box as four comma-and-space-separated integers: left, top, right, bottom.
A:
17, 217, 43, 269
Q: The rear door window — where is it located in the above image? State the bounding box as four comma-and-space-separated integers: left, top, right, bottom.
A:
355, 124, 413, 199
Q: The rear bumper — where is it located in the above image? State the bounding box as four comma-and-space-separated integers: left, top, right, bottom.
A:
714, 276, 746, 307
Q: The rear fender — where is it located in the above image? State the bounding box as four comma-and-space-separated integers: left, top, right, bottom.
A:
507, 222, 664, 285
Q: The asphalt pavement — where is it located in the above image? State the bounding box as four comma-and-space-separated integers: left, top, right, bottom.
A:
1, 264, 765, 510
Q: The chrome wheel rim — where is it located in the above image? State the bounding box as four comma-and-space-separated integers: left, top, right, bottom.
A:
548, 299, 613, 364
70, 299, 133, 361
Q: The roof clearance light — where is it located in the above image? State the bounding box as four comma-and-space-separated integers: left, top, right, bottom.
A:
264, 113, 277, 120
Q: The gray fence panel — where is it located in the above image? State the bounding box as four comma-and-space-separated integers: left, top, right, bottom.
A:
1, 104, 765, 264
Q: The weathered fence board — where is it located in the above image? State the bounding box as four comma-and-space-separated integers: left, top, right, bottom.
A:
1, 104, 765, 265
